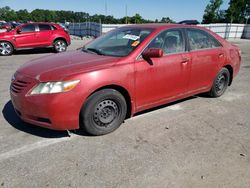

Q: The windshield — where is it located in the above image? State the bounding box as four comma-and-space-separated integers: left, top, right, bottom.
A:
82, 27, 153, 57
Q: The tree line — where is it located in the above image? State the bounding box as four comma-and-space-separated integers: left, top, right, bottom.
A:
202, 0, 250, 24
1, 0, 249, 25
0, 6, 174, 24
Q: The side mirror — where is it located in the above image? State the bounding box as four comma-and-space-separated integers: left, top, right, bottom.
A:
142, 48, 163, 59
16, 28, 21, 34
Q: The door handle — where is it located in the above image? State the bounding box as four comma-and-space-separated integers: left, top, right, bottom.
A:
219, 53, 224, 58
181, 58, 190, 64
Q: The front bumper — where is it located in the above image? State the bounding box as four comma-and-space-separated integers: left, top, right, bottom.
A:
10, 73, 84, 131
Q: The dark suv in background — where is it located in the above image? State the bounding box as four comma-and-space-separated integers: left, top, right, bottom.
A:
0, 22, 21, 30
0, 22, 71, 56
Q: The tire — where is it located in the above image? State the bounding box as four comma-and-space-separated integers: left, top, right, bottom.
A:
0, 41, 14, 56
208, 68, 230, 98
53, 39, 67, 53
80, 89, 127, 136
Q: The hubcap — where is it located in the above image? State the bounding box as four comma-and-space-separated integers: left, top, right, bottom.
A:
55, 41, 66, 52
0, 42, 11, 55
215, 74, 226, 93
93, 100, 119, 127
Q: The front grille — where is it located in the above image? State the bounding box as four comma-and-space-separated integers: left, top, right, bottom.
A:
11, 80, 30, 94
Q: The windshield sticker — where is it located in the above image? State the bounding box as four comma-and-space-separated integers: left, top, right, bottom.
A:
131, 41, 140, 47
123, 34, 140, 41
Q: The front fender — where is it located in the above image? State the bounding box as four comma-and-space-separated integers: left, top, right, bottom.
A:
66, 63, 136, 118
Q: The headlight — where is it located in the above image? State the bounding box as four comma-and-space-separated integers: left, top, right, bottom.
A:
30, 80, 80, 95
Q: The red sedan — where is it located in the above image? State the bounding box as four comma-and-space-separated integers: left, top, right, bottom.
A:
10, 24, 241, 135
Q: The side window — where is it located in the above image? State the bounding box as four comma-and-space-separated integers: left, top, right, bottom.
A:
148, 30, 185, 54
187, 29, 221, 51
38, 24, 52, 31
21, 25, 35, 33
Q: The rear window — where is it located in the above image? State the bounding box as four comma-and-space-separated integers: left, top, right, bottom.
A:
38, 24, 52, 31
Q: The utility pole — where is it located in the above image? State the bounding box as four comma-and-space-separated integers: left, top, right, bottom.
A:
125, 4, 128, 24
104, 0, 107, 24
105, 0, 108, 17
245, 4, 250, 24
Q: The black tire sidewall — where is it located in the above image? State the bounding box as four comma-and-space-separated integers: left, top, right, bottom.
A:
210, 68, 230, 97
0, 41, 13, 56
81, 89, 127, 136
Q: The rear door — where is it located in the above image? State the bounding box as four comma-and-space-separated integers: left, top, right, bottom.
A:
15, 24, 37, 48
186, 28, 225, 92
36, 24, 53, 46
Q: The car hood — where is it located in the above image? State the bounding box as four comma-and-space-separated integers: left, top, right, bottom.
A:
17, 50, 121, 81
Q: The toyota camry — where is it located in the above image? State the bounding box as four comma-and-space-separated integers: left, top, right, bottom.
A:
10, 24, 241, 135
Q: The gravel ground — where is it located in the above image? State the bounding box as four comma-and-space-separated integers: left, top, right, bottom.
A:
0, 39, 250, 188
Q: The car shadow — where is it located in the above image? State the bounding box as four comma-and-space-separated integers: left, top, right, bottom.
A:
134, 94, 208, 117
14, 48, 54, 55
2, 93, 210, 138
2, 100, 69, 138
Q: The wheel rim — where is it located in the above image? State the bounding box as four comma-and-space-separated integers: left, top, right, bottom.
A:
215, 73, 227, 93
0, 42, 12, 55
93, 100, 119, 127
55, 41, 66, 52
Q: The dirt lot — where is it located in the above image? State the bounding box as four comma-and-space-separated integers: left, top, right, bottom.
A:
0, 39, 250, 188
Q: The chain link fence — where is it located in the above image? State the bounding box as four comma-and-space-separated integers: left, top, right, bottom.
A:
200, 24, 250, 39
68, 22, 102, 38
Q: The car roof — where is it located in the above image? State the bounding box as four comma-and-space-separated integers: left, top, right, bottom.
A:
123, 23, 205, 30
19, 22, 56, 26
122, 24, 213, 34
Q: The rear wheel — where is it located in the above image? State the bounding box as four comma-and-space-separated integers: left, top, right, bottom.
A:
81, 89, 127, 136
54, 39, 67, 53
0, 41, 13, 56
208, 68, 230, 97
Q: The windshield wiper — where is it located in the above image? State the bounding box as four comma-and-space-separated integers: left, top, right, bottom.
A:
83, 48, 104, 55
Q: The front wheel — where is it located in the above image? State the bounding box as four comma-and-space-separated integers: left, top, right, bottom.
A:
208, 68, 230, 97
80, 89, 127, 136
53, 40, 67, 53
0, 41, 13, 56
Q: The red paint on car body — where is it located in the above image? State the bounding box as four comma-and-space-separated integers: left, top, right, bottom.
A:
0, 22, 70, 50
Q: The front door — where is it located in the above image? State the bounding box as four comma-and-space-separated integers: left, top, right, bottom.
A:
15, 24, 37, 48
135, 29, 191, 111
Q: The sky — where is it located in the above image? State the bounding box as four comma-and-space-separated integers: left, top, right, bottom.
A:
0, 0, 230, 22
